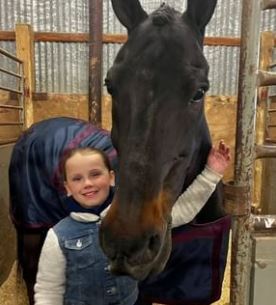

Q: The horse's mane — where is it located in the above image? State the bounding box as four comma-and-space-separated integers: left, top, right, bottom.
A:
152, 4, 178, 26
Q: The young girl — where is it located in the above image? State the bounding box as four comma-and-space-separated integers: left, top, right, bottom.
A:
34, 141, 230, 305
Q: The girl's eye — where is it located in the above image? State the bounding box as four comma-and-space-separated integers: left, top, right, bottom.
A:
89, 171, 101, 178
72, 176, 82, 182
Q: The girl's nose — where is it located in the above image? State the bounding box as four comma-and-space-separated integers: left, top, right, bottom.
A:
84, 177, 93, 186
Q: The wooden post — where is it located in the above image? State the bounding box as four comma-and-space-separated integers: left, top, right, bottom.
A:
15, 24, 34, 128
88, 0, 103, 126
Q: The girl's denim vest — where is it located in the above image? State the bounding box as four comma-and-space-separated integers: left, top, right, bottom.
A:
53, 216, 138, 305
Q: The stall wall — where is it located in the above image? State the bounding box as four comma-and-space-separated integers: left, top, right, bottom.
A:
29, 94, 238, 182
0, 91, 19, 286
0, 91, 21, 142
0, 145, 16, 286
33, 93, 88, 122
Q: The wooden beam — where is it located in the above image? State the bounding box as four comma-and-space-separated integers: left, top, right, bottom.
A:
34, 32, 128, 44
0, 30, 250, 46
34, 32, 127, 44
0, 31, 15, 40
204, 36, 240, 46
0, 31, 128, 44
1, 29, 276, 47
15, 24, 34, 129
35, 32, 89, 42
103, 34, 126, 44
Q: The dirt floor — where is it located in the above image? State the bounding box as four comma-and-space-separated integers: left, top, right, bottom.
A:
0, 261, 28, 305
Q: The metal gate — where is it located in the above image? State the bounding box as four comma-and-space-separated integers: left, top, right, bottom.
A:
0, 46, 25, 144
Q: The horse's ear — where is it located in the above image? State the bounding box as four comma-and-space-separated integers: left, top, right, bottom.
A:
183, 0, 217, 37
111, 0, 148, 33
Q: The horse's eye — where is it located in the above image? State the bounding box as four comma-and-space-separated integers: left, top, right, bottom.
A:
191, 88, 206, 103
104, 78, 114, 95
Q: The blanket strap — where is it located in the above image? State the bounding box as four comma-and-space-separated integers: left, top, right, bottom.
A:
224, 182, 249, 216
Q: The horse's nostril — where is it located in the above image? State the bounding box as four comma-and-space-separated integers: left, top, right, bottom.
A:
148, 234, 161, 252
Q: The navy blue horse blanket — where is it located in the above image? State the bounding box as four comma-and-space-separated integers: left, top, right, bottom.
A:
9, 117, 230, 304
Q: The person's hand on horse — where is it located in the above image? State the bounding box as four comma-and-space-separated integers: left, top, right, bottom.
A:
207, 140, 231, 175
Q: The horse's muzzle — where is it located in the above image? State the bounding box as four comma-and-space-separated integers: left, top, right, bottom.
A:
99, 221, 172, 280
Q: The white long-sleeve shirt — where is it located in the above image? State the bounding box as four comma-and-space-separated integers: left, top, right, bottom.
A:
34, 165, 222, 305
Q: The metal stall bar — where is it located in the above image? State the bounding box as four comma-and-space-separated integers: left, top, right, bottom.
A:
0, 67, 22, 79
255, 144, 276, 158
0, 85, 23, 95
230, 1, 276, 304
0, 47, 23, 63
257, 70, 276, 86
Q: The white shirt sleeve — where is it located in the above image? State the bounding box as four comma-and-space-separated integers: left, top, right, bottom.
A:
34, 228, 66, 305
171, 165, 222, 228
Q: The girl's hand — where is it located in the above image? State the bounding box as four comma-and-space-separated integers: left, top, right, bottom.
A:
207, 140, 231, 175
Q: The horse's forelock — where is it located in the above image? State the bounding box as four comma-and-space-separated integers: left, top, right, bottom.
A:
151, 5, 178, 26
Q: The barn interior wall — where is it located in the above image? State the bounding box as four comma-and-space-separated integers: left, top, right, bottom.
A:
0, 144, 16, 286
0, 91, 18, 288
0, 94, 236, 181
33, 93, 88, 122
0, 93, 237, 180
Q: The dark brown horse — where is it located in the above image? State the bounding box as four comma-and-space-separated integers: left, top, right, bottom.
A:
100, 0, 225, 281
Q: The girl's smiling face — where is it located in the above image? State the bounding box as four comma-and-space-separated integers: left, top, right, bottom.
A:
64, 151, 115, 209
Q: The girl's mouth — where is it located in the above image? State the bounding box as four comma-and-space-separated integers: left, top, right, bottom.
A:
82, 190, 98, 198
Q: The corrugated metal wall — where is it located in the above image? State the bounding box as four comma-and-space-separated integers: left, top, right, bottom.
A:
0, 0, 275, 95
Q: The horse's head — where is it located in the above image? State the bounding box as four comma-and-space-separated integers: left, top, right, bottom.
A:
100, 0, 217, 280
